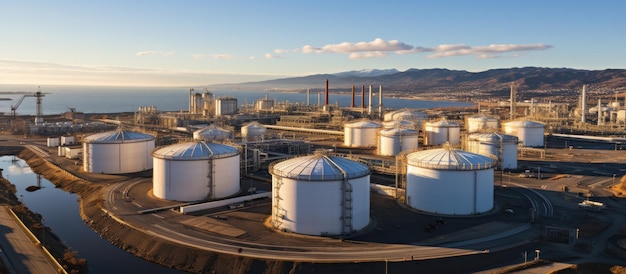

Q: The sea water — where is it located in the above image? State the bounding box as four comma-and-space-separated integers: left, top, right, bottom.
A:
0, 85, 473, 115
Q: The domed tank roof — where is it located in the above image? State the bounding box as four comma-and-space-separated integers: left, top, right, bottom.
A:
390, 109, 428, 120
83, 130, 154, 144
406, 148, 496, 170
242, 121, 266, 130
152, 141, 239, 160
193, 125, 232, 141
468, 115, 497, 121
379, 127, 418, 136
503, 120, 544, 128
468, 132, 518, 143
425, 119, 460, 127
345, 120, 382, 128
270, 152, 370, 181
382, 120, 415, 128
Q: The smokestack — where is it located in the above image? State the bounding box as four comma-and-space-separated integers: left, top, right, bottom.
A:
189, 88, 194, 113
510, 84, 516, 119
598, 98, 602, 126
306, 87, 310, 106
378, 85, 383, 117
361, 85, 365, 109
317, 92, 321, 107
368, 85, 373, 115
581, 84, 587, 123
325, 79, 329, 106
351, 85, 355, 108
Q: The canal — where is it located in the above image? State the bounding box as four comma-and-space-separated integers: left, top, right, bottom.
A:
0, 156, 184, 274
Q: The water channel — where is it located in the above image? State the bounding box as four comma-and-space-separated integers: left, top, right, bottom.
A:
0, 156, 184, 273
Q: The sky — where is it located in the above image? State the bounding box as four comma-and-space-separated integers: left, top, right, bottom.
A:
1, 0, 625, 87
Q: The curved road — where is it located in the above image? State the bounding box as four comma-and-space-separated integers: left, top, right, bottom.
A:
102, 180, 533, 263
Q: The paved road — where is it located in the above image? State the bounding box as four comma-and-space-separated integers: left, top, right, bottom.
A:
0, 207, 59, 274
102, 181, 538, 263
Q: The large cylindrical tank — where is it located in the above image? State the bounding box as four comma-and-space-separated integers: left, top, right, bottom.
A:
502, 120, 545, 147
405, 148, 496, 215
378, 127, 418, 156
202, 91, 214, 116
83, 130, 155, 174
384, 109, 428, 123
382, 119, 415, 129
241, 122, 267, 140
269, 153, 370, 236
193, 125, 232, 141
152, 141, 240, 202
423, 120, 461, 146
466, 115, 499, 133
343, 120, 381, 147
467, 132, 518, 169
215, 97, 238, 117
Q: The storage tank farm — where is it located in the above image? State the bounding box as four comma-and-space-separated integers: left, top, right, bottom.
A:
423, 119, 461, 146
82, 130, 155, 174
152, 141, 240, 202
384, 109, 428, 126
466, 115, 499, 133
193, 125, 232, 141
377, 127, 419, 156
269, 151, 371, 236
405, 147, 496, 215
343, 120, 381, 147
467, 132, 519, 170
502, 120, 545, 147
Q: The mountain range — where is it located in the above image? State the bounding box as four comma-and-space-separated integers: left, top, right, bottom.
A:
209, 67, 626, 95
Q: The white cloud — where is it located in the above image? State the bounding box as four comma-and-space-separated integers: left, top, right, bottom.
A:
211, 54, 235, 60
265, 53, 284, 59
192, 54, 207, 60
0, 59, 282, 86
427, 43, 552, 59
248, 56, 256, 60
136, 51, 174, 57
299, 39, 552, 60
274, 49, 289, 54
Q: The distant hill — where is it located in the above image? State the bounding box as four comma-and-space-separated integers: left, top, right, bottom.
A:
208, 67, 626, 94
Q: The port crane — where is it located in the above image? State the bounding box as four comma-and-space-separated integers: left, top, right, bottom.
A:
0, 87, 47, 122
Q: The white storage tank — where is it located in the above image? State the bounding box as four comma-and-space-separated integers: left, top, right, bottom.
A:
384, 109, 428, 123
467, 132, 518, 170
423, 120, 461, 146
269, 152, 371, 236
405, 148, 496, 215
193, 125, 232, 141
215, 97, 238, 117
466, 115, 499, 133
502, 120, 545, 147
241, 122, 267, 140
343, 120, 381, 147
378, 127, 418, 156
83, 130, 155, 174
47, 137, 60, 147
382, 119, 415, 129
152, 141, 240, 202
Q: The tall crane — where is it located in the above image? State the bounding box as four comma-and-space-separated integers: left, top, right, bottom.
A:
0, 87, 48, 123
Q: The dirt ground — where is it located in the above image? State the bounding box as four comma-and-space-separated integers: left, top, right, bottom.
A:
3, 144, 626, 274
